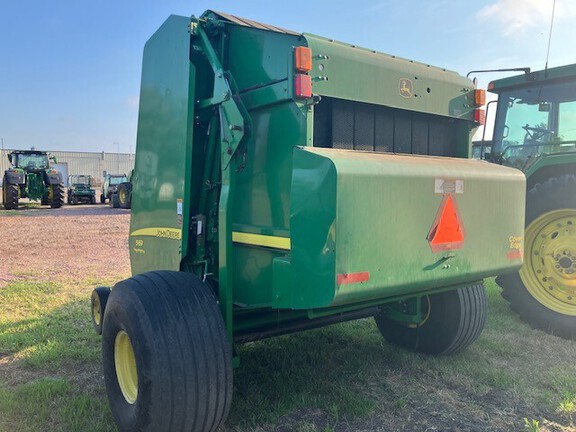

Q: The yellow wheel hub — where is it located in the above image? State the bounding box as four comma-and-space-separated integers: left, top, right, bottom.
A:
114, 330, 138, 404
520, 209, 576, 315
119, 189, 126, 203
92, 296, 101, 326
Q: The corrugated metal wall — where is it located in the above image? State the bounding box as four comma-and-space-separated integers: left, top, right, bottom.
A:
0, 149, 135, 186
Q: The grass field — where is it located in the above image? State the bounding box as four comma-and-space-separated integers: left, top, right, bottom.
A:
1, 273, 576, 432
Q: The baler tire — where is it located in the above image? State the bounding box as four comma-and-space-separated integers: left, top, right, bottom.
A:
117, 183, 132, 209
91, 286, 111, 335
375, 283, 486, 355
50, 183, 64, 208
497, 175, 576, 339
101, 271, 233, 432
3, 183, 19, 210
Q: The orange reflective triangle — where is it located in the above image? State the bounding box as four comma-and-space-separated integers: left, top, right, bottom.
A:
428, 194, 465, 252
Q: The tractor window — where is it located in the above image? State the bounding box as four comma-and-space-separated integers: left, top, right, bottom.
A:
71, 175, 91, 185
492, 81, 576, 166
14, 154, 49, 169
558, 101, 576, 143
109, 176, 128, 185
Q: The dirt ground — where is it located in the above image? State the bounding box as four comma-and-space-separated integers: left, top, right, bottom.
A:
0, 205, 131, 288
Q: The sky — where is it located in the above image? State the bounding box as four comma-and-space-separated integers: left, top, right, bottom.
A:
1, 0, 575, 153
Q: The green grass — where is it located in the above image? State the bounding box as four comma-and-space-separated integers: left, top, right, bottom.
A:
0, 378, 115, 432
0, 281, 100, 368
1, 278, 576, 431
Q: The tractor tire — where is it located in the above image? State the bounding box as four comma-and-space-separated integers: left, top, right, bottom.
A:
3, 183, 19, 210
91, 195, 96, 205
497, 175, 576, 339
102, 271, 233, 432
110, 193, 120, 208
91, 286, 111, 335
50, 183, 64, 208
375, 283, 486, 355
117, 183, 132, 209
100, 193, 105, 204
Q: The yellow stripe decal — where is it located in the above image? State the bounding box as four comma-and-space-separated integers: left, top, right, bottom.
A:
130, 227, 182, 240
232, 232, 291, 250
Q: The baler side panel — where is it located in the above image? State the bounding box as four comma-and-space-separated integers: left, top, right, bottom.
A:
222, 26, 307, 307
303, 34, 475, 123
278, 147, 526, 310
130, 15, 195, 275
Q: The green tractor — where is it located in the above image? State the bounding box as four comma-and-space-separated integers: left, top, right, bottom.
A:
67, 175, 96, 205
115, 169, 133, 209
101, 173, 128, 204
2, 150, 64, 210
478, 64, 576, 338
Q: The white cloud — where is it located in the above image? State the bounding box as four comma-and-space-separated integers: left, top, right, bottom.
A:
476, 0, 576, 37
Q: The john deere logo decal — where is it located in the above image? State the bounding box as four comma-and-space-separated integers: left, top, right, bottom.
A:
399, 78, 413, 98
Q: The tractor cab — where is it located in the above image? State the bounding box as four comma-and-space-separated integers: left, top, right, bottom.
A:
484, 65, 576, 172
9, 151, 51, 172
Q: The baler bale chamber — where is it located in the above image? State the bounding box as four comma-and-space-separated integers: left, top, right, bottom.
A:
91, 11, 526, 432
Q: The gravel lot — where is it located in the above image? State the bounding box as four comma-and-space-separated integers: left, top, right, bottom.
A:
0, 205, 131, 288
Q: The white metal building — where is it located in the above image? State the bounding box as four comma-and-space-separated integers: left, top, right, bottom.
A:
0, 149, 135, 186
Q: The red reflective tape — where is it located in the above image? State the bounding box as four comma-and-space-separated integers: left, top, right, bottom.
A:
507, 249, 523, 261
337, 272, 370, 285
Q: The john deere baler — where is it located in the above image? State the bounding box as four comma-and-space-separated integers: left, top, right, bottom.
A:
91, 11, 525, 432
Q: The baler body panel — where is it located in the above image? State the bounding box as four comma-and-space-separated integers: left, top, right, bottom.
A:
303, 34, 475, 121
276, 147, 525, 309
129, 15, 195, 275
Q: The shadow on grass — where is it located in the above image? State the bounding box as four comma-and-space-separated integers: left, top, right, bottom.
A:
0, 299, 101, 370
0, 283, 115, 432
228, 320, 385, 429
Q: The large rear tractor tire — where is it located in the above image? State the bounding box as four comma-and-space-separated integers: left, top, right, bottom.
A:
497, 175, 576, 339
49, 183, 64, 208
375, 283, 486, 355
102, 271, 233, 432
3, 183, 19, 210
117, 183, 132, 209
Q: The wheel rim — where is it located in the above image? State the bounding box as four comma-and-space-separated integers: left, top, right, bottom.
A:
92, 296, 101, 326
119, 189, 126, 203
114, 330, 138, 404
520, 209, 576, 315
48, 186, 54, 201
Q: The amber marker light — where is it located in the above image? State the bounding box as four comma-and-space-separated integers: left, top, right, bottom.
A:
294, 46, 312, 72
474, 89, 486, 106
